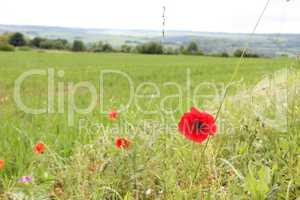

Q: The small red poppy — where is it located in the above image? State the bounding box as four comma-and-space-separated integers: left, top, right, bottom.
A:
108, 110, 118, 120
34, 143, 45, 154
115, 137, 131, 149
178, 107, 217, 143
0, 160, 4, 170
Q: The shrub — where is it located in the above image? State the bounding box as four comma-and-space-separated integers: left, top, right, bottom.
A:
0, 43, 15, 51
9, 32, 26, 46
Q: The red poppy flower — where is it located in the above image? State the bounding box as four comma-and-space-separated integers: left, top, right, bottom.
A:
108, 110, 118, 120
115, 137, 131, 149
178, 107, 217, 143
34, 143, 45, 154
0, 160, 4, 170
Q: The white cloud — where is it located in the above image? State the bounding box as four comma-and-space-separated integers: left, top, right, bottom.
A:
0, 0, 299, 33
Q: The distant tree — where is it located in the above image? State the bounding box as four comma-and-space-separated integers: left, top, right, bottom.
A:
174, 48, 181, 54
164, 47, 177, 55
121, 44, 132, 53
91, 41, 104, 52
90, 41, 114, 52
102, 43, 113, 52
96, 41, 104, 48
220, 52, 229, 57
248, 52, 260, 58
233, 49, 243, 57
9, 32, 26, 46
181, 41, 203, 55
55, 39, 68, 47
179, 45, 185, 54
136, 42, 163, 54
39, 39, 69, 50
234, 49, 260, 58
39, 40, 53, 49
30, 37, 46, 48
186, 41, 199, 54
72, 40, 85, 52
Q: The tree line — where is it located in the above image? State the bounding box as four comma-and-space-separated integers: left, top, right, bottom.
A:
0, 32, 261, 57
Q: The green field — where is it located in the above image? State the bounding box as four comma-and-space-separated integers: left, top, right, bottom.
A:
0, 51, 299, 199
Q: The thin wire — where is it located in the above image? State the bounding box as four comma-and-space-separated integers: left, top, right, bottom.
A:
214, 0, 272, 121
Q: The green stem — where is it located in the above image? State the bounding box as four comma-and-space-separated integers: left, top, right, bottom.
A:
193, 136, 210, 181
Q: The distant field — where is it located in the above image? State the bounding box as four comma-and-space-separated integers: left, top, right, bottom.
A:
0, 51, 299, 199
0, 50, 295, 84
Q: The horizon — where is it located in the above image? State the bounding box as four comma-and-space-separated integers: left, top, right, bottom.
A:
1, 23, 300, 35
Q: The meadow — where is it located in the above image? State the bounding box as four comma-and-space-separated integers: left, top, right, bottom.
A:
0, 51, 299, 199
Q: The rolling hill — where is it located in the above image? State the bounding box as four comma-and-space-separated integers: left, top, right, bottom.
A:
0, 24, 299, 56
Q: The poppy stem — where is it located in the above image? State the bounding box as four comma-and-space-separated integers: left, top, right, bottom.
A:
203, 136, 211, 152
214, 0, 272, 121
193, 136, 210, 181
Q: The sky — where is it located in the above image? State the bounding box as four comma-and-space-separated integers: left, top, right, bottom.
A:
0, 0, 299, 33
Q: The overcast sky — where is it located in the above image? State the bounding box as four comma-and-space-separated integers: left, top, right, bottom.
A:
1, 0, 299, 33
